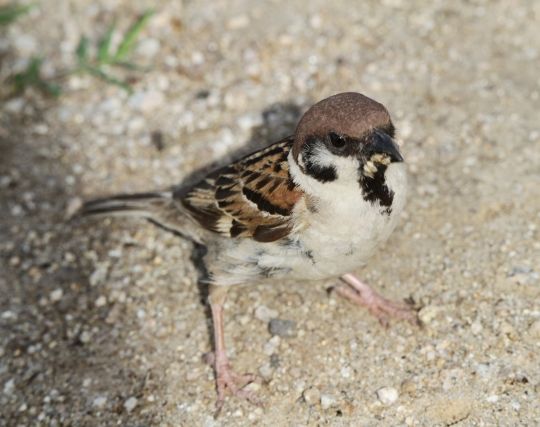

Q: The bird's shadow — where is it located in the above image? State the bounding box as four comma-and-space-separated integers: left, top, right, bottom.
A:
174, 101, 303, 197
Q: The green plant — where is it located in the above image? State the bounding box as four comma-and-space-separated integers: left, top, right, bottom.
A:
0, 3, 34, 26
74, 9, 154, 92
9, 9, 155, 97
12, 57, 61, 97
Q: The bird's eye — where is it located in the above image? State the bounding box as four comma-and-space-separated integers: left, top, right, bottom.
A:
328, 132, 346, 149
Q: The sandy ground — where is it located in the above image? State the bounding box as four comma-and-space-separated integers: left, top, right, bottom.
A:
1, 1, 539, 426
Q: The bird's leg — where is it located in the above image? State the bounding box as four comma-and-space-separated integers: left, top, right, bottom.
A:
208, 285, 260, 415
335, 273, 418, 327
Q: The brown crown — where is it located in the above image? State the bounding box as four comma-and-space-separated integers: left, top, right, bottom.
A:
292, 92, 393, 159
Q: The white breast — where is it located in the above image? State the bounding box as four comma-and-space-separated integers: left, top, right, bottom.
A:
286, 152, 407, 280
206, 155, 407, 286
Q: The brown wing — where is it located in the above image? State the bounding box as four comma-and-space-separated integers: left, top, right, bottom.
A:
179, 137, 303, 242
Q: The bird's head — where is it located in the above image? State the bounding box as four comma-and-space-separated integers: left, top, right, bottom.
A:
291, 92, 404, 211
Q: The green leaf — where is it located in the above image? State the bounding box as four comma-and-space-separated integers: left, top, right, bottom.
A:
97, 24, 115, 64
76, 36, 89, 63
38, 80, 62, 97
0, 4, 34, 26
113, 9, 154, 62
11, 57, 61, 97
83, 65, 133, 93
114, 61, 146, 72
12, 57, 41, 91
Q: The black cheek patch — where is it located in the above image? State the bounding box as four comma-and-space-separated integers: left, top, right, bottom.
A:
302, 137, 338, 183
306, 165, 337, 182
359, 165, 394, 215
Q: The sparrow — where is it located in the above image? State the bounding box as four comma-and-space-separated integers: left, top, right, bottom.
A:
78, 92, 417, 412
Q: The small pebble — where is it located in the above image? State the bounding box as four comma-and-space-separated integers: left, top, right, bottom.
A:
50, 289, 63, 302
340, 366, 352, 379
376, 387, 399, 405
124, 396, 138, 413
254, 305, 278, 322
527, 320, 540, 339
80, 331, 91, 344
92, 396, 107, 408
263, 336, 280, 355
89, 264, 108, 287
258, 363, 273, 379
400, 379, 416, 395
320, 394, 336, 410
243, 382, 261, 393
137, 38, 160, 58
4, 378, 15, 394
303, 386, 321, 405
418, 305, 440, 324
471, 321, 483, 335
425, 398, 472, 425
3, 98, 25, 114
128, 91, 165, 113
14, 34, 36, 55
268, 318, 297, 338
227, 14, 250, 29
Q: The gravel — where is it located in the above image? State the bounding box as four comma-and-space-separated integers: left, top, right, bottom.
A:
302, 386, 321, 405
254, 305, 278, 322
124, 396, 138, 413
320, 394, 337, 410
268, 318, 297, 338
376, 387, 399, 405
1, 0, 539, 426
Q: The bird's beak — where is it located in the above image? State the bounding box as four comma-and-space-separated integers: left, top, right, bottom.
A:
364, 130, 404, 163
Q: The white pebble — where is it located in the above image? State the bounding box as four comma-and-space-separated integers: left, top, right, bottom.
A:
14, 34, 36, 55
3, 378, 15, 394
50, 288, 63, 302
263, 336, 280, 355
254, 305, 278, 322
320, 394, 336, 409
3, 98, 25, 114
95, 296, 107, 307
377, 386, 399, 405
227, 15, 250, 29
471, 321, 483, 335
124, 396, 138, 413
92, 396, 107, 408
128, 91, 165, 113
418, 305, 440, 324
302, 386, 321, 405
80, 331, 91, 343
137, 38, 160, 58
258, 363, 273, 379
89, 263, 109, 286
237, 113, 263, 131
340, 366, 352, 378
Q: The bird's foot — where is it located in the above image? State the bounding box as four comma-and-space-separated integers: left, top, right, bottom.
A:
336, 273, 419, 327
204, 352, 262, 416
215, 363, 260, 413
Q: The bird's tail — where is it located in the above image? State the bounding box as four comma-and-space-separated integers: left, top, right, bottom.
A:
76, 191, 203, 243
78, 191, 173, 218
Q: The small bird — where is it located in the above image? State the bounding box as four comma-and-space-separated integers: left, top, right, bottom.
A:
79, 92, 416, 412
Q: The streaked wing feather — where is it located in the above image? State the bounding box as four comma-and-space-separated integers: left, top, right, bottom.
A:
180, 137, 302, 242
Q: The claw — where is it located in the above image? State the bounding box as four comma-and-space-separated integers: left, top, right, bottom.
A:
336, 273, 419, 326
214, 362, 261, 417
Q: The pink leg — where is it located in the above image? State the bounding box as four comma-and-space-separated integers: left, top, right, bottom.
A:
208, 285, 260, 415
336, 273, 418, 326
